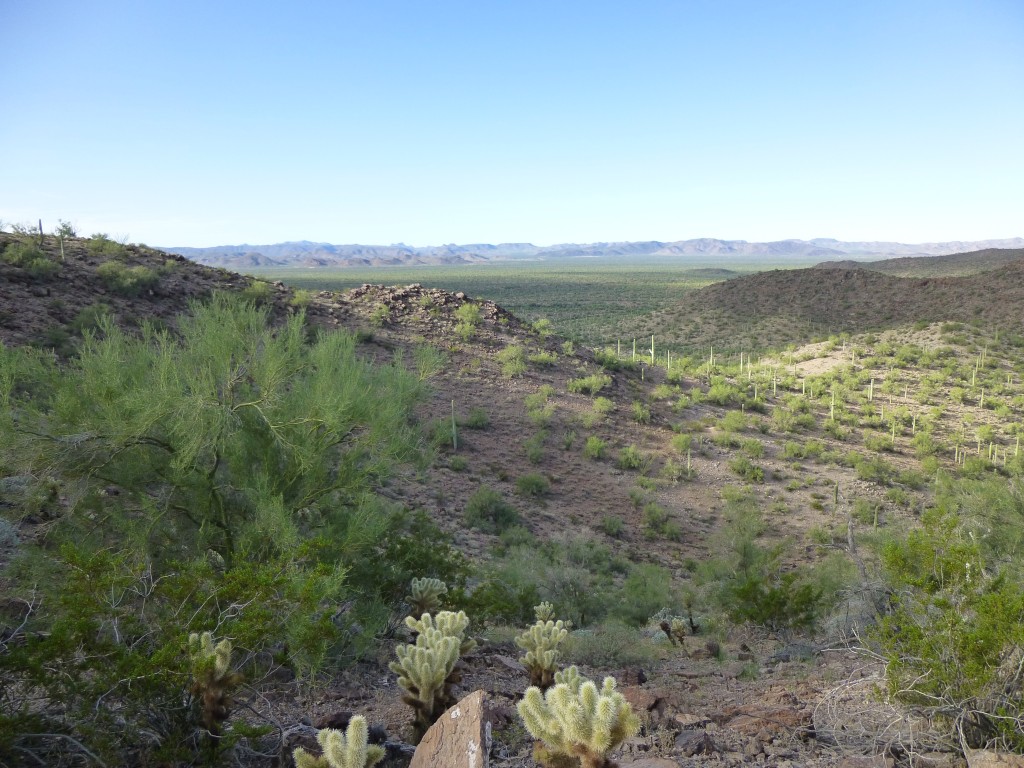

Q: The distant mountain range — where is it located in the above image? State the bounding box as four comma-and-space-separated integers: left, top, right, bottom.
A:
166, 237, 1024, 269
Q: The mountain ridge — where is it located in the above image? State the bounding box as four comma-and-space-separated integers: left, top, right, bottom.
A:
166, 236, 1024, 269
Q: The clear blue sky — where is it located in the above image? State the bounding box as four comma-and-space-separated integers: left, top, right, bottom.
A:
2, 1, 1022, 247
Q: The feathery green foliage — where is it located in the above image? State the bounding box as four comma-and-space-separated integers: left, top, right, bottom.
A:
0, 295, 435, 763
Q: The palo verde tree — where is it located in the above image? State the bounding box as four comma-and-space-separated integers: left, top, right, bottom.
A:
872, 478, 1024, 753
0, 294, 434, 764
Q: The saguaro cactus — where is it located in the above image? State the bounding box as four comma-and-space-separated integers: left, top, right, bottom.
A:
389, 610, 476, 742
188, 631, 243, 735
293, 716, 384, 768
516, 603, 570, 690
517, 666, 640, 768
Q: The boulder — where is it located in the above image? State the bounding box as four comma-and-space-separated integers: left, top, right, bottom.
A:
409, 689, 491, 768
967, 750, 1024, 768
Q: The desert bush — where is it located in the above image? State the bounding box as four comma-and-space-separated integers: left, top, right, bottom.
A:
464, 406, 490, 429
96, 260, 159, 296
516, 472, 551, 497
567, 373, 612, 395
529, 350, 558, 367
872, 502, 1024, 751
525, 431, 547, 464
563, 621, 658, 668
464, 487, 520, 533
583, 436, 606, 460
600, 515, 624, 538
87, 232, 126, 257
631, 400, 651, 424
0, 296, 452, 761
729, 456, 764, 483
612, 563, 678, 626
617, 444, 650, 472
497, 344, 527, 377
454, 302, 481, 341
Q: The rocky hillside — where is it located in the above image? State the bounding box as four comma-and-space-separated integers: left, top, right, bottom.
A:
636, 253, 1024, 353
4, 231, 1020, 767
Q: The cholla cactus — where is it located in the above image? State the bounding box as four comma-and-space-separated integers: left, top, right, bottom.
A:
535, 601, 557, 622
658, 618, 687, 647
405, 577, 448, 620
517, 665, 641, 768
389, 610, 477, 742
516, 606, 570, 690
188, 631, 243, 735
293, 715, 384, 768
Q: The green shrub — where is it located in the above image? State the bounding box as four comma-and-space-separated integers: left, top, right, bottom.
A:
631, 400, 651, 424
1, 239, 44, 266
600, 515, 624, 538
592, 396, 615, 415
87, 232, 126, 257
740, 438, 764, 458
497, 344, 527, 377
671, 433, 693, 453
872, 505, 1024, 751
525, 431, 547, 464
516, 473, 551, 497
612, 563, 677, 626
617, 444, 650, 472
465, 406, 490, 429
582, 436, 606, 460
240, 279, 273, 304
528, 350, 558, 367
454, 302, 481, 341
593, 349, 636, 371
729, 456, 764, 483
464, 487, 520, 533
719, 410, 747, 432
567, 373, 612, 395
289, 288, 315, 307
0, 297, 451, 762
564, 621, 657, 668
96, 261, 159, 296
369, 303, 390, 326
725, 571, 823, 633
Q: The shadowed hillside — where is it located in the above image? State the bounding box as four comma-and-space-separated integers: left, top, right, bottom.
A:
817, 246, 1024, 278
637, 257, 1024, 353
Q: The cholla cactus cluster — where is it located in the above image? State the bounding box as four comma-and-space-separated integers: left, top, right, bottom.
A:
659, 618, 687, 646
405, 576, 448, 620
188, 631, 243, 735
518, 666, 641, 768
516, 602, 570, 690
390, 610, 477, 742
293, 715, 384, 768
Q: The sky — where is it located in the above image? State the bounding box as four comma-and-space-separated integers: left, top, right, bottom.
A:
1, 0, 1022, 248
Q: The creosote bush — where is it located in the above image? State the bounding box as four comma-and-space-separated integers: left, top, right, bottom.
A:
464, 487, 520, 533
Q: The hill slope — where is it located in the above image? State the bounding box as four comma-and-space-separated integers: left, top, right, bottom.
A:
637, 256, 1024, 352
816, 246, 1024, 278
